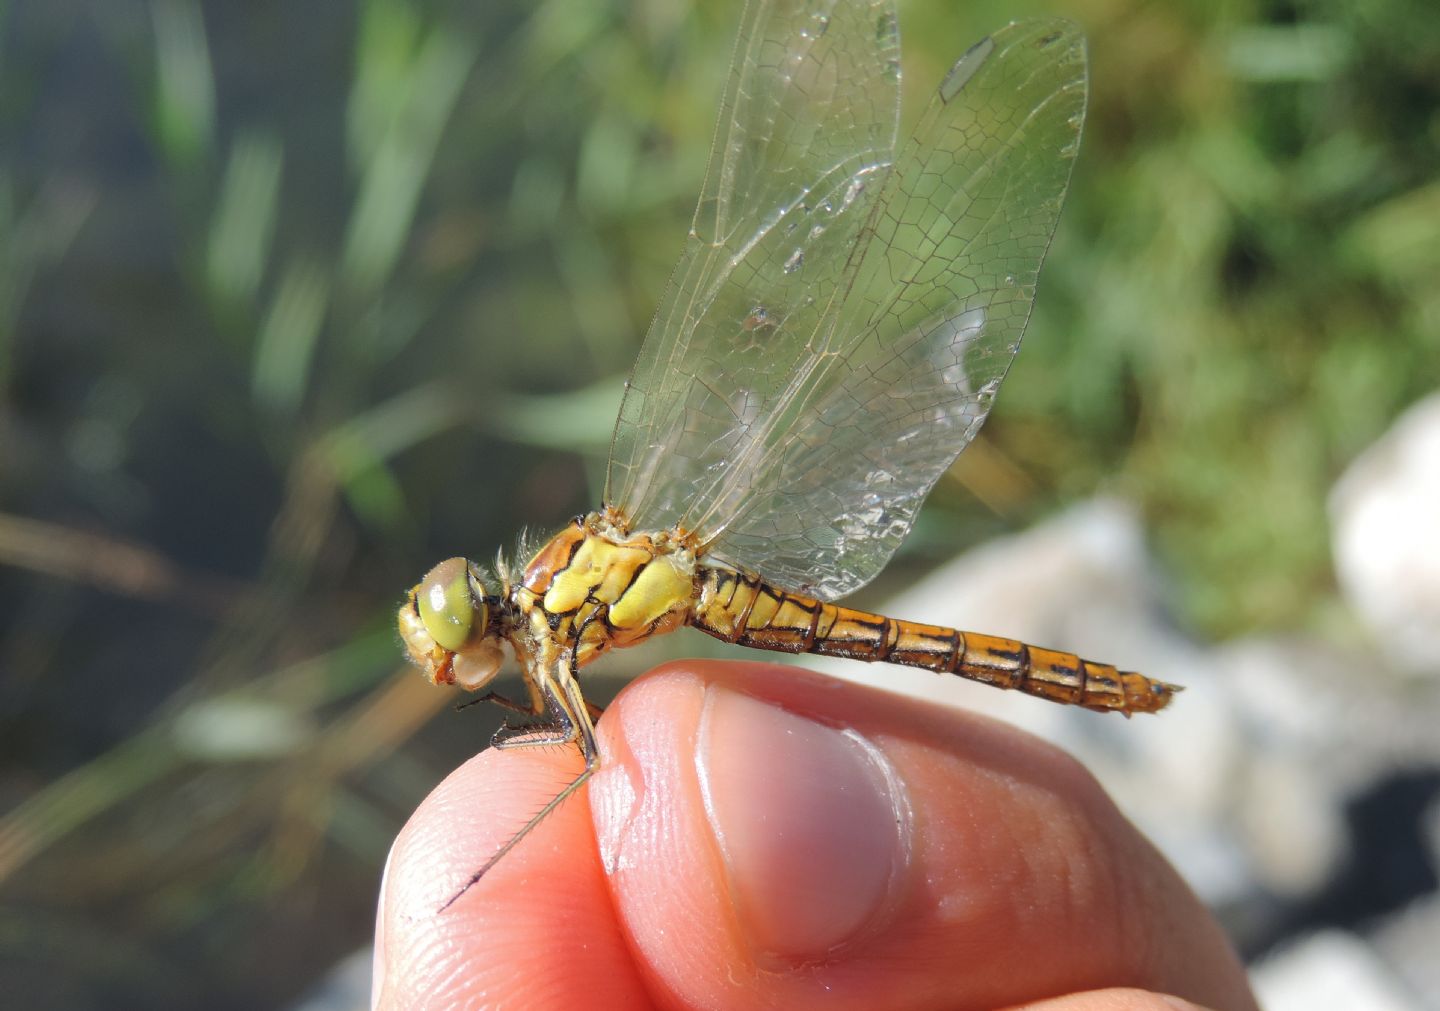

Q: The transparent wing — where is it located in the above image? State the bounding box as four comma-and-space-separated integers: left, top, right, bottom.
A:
701, 21, 1089, 598
605, 0, 902, 524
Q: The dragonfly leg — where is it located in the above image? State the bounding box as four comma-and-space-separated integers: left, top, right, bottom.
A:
491, 676, 578, 749
569, 609, 609, 723
438, 666, 600, 912
489, 687, 603, 742
453, 690, 534, 716
492, 718, 573, 749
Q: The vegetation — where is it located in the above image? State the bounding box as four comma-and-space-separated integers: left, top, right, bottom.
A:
0, 0, 1434, 1005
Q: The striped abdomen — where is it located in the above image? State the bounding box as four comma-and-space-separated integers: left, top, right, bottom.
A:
690, 567, 1179, 715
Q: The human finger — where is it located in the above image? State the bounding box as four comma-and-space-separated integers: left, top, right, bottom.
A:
589, 660, 1255, 1011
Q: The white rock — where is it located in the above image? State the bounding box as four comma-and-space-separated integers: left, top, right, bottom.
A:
1204, 636, 1362, 899
1372, 887, 1440, 1006
1252, 929, 1421, 1011
1331, 392, 1440, 677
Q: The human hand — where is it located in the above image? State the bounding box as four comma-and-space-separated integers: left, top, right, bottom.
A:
373, 660, 1257, 1010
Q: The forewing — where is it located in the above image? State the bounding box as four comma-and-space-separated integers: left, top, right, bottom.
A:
702, 21, 1089, 598
605, 0, 902, 527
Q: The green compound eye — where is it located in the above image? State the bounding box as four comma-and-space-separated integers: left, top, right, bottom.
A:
416, 557, 487, 652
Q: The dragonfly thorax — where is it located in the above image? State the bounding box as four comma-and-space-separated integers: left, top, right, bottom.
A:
513, 513, 698, 669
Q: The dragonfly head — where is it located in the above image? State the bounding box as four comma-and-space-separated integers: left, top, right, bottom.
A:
399, 556, 505, 690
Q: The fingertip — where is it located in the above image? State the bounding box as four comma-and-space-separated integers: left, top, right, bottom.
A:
591, 661, 941, 1007
593, 665, 911, 963
374, 744, 651, 1010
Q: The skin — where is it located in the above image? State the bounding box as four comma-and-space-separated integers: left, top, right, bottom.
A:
373, 660, 1258, 1011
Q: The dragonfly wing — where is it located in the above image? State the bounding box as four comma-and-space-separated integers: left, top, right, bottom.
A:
605, 0, 902, 528
702, 20, 1089, 599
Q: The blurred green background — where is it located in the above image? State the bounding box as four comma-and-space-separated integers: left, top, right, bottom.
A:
0, 0, 1435, 1006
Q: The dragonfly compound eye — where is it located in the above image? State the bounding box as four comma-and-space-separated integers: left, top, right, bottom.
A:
416, 556, 489, 652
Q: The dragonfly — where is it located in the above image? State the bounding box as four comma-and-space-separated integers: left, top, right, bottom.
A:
400, 0, 1180, 908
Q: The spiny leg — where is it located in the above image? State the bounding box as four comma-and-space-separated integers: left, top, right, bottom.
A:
438, 668, 600, 912
490, 676, 584, 748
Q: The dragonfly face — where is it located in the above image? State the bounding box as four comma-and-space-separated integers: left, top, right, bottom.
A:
399, 556, 507, 691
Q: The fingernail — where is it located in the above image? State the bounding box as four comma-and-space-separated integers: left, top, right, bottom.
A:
696, 685, 910, 961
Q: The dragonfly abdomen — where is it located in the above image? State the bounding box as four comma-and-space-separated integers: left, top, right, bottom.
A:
691, 567, 1178, 716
